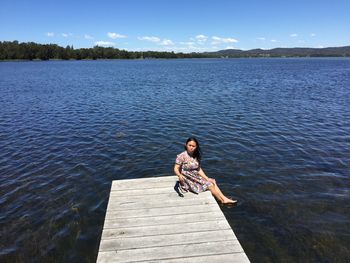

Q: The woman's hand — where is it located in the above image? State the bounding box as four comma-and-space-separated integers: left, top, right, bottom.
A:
178, 174, 185, 182
207, 178, 216, 185
174, 164, 185, 182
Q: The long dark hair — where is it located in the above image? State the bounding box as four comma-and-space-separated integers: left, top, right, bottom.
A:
184, 137, 202, 162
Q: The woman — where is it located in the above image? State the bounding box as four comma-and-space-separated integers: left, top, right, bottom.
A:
174, 137, 237, 204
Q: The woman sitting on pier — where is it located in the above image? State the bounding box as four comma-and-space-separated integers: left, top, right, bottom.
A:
174, 137, 237, 204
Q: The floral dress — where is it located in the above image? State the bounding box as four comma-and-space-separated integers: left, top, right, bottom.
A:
175, 151, 213, 194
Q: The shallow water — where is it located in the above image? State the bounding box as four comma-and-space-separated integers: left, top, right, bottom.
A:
0, 58, 349, 262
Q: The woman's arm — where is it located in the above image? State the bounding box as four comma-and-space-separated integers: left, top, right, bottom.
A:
174, 164, 185, 182
198, 168, 209, 180
198, 168, 216, 184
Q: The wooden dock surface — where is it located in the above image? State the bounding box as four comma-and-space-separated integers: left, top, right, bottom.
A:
97, 176, 250, 262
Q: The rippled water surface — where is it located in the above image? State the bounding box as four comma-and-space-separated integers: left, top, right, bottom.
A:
1, 58, 350, 262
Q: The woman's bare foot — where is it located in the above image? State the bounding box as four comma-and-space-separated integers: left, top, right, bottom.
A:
222, 198, 237, 205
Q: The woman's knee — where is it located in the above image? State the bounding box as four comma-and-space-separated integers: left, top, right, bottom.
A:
208, 185, 216, 193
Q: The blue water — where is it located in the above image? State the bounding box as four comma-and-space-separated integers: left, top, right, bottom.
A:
0, 58, 349, 262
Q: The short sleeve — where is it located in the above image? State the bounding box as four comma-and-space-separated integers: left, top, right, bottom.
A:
175, 152, 185, 165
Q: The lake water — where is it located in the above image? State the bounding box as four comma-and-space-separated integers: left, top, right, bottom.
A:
0, 58, 349, 262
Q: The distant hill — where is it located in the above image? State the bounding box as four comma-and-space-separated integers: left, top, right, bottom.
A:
1, 40, 350, 60
204, 46, 350, 57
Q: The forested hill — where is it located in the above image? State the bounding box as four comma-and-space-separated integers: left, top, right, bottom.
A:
206, 46, 350, 57
1, 40, 350, 60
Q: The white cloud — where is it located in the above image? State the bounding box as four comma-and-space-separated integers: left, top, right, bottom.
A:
290, 33, 298, 37
95, 41, 115, 47
133, 44, 220, 53
164, 45, 219, 53
138, 36, 174, 45
225, 46, 236, 49
47, 32, 54, 37
84, 34, 93, 39
61, 33, 73, 38
310, 33, 316, 37
317, 45, 324, 48
271, 39, 277, 42
257, 37, 266, 41
160, 39, 174, 46
211, 36, 238, 45
195, 34, 208, 42
179, 42, 196, 46
138, 36, 161, 43
107, 32, 127, 39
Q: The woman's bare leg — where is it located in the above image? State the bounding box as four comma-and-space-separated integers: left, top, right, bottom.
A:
208, 182, 237, 204
208, 185, 224, 202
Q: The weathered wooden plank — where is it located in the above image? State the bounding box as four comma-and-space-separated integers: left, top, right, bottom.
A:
103, 211, 224, 228
109, 186, 179, 197
105, 203, 221, 219
97, 240, 243, 262
111, 177, 177, 190
97, 252, 250, 263
101, 220, 232, 239
153, 253, 251, 263
106, 194, 216, 211
112, 182, 177, 191
99, 229, 237, 251
112, 176, 176, 187
108, 190, 211, 203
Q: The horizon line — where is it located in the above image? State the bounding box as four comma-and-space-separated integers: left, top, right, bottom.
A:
1, 40, 350, 54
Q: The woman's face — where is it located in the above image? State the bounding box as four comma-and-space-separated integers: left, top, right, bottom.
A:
186, 140, 197, 154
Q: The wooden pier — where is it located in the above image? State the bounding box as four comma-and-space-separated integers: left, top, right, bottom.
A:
97, 176, 250, 262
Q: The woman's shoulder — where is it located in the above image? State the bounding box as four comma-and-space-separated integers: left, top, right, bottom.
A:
176, 151, 188, 159
175, 151, 188, 164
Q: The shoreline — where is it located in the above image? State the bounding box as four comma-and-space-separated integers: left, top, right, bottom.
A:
1, 56, 350, 62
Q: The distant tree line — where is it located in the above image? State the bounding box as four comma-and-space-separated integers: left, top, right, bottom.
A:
1, 40, 349, 60
0, 41, 210, 60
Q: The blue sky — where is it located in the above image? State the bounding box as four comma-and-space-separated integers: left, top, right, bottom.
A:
1, 0, 350, 52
